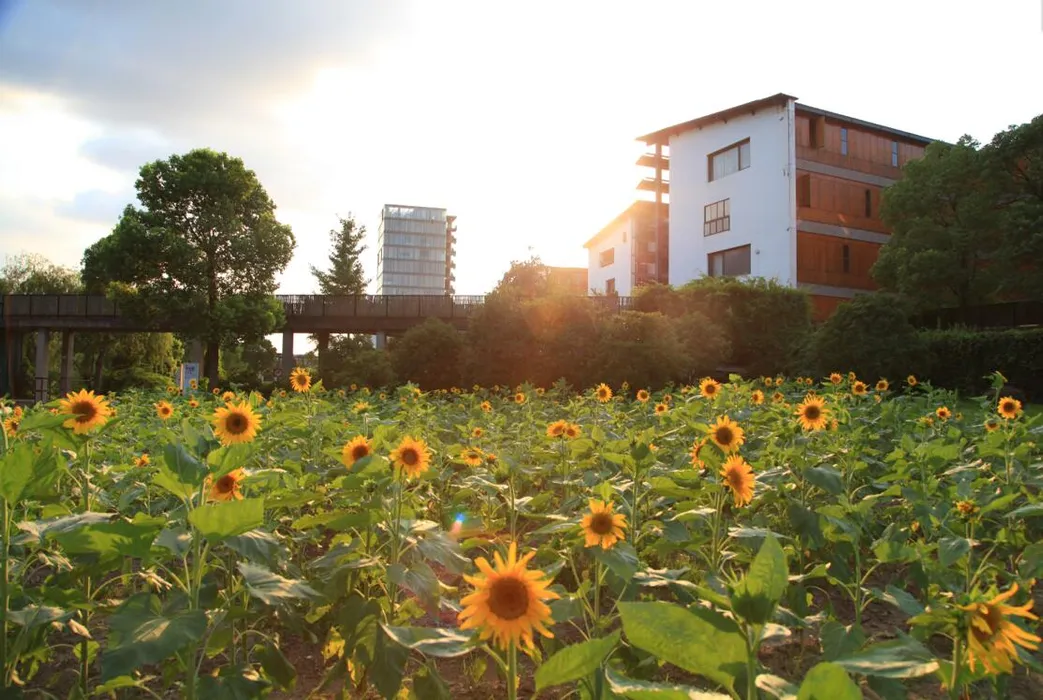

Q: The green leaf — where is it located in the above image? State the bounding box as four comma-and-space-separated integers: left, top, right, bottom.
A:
53, 514, 164, 560
1019, 542, 1043, 579
731, 535, 788, 626
188, 498, 264, 541
411, 663, 452, 700
872, 585, 925, 617
381, 624, 473, 658
834, 636, 939, 678
155, 527, 192, 556
197, 665, 270, 699
388, 560, 440, 610
604, 667, 731, 699
1006, 504, 1043, 519
238, 562, 323, 605
256, 642, 295, 690
619, 602, 745, 692
938, 536, 972, 567
804, 466, 843, 496
590, 541, 640, 581
207, 443, 258, 475
224, 529, 283, 566
756, 674, 799, 700
162, 443, 207, 488
535, 631, 620, 691
0, 443, 48, 503
819, 622, 866, 662
416, 531, 469, 574
872, 539, 917, 564
797, 662, 860, 700
91, 676, 158, 695
8, 604, 72, 629
291, 508, 379, 531
16, 511, 110, 545
101, 594, 208, 680
370, 624, 408, 700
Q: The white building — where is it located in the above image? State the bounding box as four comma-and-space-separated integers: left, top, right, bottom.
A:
375, 204, 456, 295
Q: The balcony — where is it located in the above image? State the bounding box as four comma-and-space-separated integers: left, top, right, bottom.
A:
637, 178, 669, 194
636, 153, 670, 171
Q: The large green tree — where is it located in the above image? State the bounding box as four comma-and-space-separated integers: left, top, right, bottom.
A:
82, 149, 295, 385
872, 137, 1004, 317
0, 253, 81, 294
310, 216, 368, 295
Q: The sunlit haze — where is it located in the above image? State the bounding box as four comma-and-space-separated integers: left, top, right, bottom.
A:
1, 0, 1041, 312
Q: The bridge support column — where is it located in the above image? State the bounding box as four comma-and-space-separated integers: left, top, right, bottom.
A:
316, 332, 330, 379
281, 331, 295, 378
188, 339, 204, 366
374, 332, 387, 350
34, 329, 50, 404
60, 331, 75, 396
3, 331, 22, 398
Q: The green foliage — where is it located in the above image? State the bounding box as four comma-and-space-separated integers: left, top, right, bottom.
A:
523, 295, 601, 388
591, 311, 687, 389
390, 318, 464, 390
492, 255, 553, 299
310, 215, 368, 296
221, 339, 277, 389
0, 253, 81, 294
463, 294, 537, 388
918, 327, 1043, 396
807, 293, 924, 381
316, 335, 395, 389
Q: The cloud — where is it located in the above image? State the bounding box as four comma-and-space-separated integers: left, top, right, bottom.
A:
78, 130, 174, 175
54, 189, 132, 225
0, 195, 110, 270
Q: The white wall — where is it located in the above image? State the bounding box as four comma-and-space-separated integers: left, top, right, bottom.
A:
586, 218, 633, 295
668, 100, 796, 286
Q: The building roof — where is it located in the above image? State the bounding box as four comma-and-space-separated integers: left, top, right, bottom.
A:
584, 200, 665, 249
636, 92, 936, 146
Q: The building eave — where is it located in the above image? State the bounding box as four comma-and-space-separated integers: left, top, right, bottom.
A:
795, 104, 936, 145
583, 200, 665, 249
636, 93, 797, 145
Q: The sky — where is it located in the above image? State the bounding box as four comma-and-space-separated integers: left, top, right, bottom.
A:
1, 0, 1042, 307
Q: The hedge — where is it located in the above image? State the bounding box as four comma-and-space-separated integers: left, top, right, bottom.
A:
918, 327, 1043, 399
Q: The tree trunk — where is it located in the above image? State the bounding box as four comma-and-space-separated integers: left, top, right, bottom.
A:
205, 340, 220, 388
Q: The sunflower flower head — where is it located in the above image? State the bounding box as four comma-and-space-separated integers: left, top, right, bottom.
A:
2, 416, 18, 438
58, 389, 113, 435
709, 415, 745, 453
289, 367, 312, 393
997, 396, 1022, 420
481, 400, 493, 413
389, 436, 432, 479
797, 395, 829, 431
690, 438, 707, 469
936, 406, 952, 421
188, 398, 200, 408
155, 400, 174, 420
563, 423, 581, 439
654, 403, 668, 416
472, 427, 484, 438
134, 453, 150, 467
208, 468, 246, 502
581, 500, 627, 550
984, 418, 1000, 433
341, 435, 372, 468
546, 420, 567, 438
751, 389, 765, 405
958, 584, 1041, 675
852, 381, 868, 396
594, 383, 612, 402
461, 447, 485, 467
636, 389, 650, 403
829, 372, 843, 385
876, 378, 890, 392
699, 378, 721, 399
907, 375, 918, 387
720, 455, 755, 507
955, 500, 979, 518
458, 542, 559, 650
514, 392, 526, 405
221, 391, 237, 403
211, 401, 261, 445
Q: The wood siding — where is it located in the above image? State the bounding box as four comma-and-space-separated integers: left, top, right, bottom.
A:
795, 112, 926, 180
797, 231, 880, 290
796, 170, 888, 234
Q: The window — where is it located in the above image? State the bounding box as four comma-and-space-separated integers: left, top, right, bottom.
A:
809, 116, 825, 148
707, 245, 751, 277
599, 248, 615, 267
842, 244, 851, 273
796, 174, 811, 207
864, 189, 872, 218
605, 278, 616, 295
703, 198, 731, 236
840, 128, 849, 156
708, 139, 751, 181
891, 140, 899, 167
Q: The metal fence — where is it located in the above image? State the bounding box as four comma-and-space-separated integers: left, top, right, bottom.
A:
1, 294, 120, 317
913, 300, 1043, 329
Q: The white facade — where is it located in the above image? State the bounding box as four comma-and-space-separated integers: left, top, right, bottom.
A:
586, 217, 634, 296
667, 99, 797, 287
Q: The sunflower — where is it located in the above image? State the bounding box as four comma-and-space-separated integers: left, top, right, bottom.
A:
514, 392, 526, 405
829, 373, 843, 385
2, 417, 17, 438
654, 403, 668, 416
581, 500, 627, 550
689, 438, 707, 468
221, 391, 237, 403
211, 401, 261, 445
481, 401, 492, 413
708, 415, 745, 453
852, 381, 868, 396
874, 394, 882, 404
796, 395, 829, 431
563, 423, 581, 439
751, 389, 765, 405
699, 378, 720, 399
795, 377, 805, 386
461, 447, 485, 467
166, 385, 178, 395
636, 389, 650, 403
721, 455, 755, 507
289, 367, 312, 393
208, 468, 245, 502
958, 584, 1041, 675
594, 383, 612, 402
485, 453, 498, 464
536, 387, 545, 396
620, 381, 630, 392
212, 387, 221, 395
188, 398, 199, 408
546, 420, 567, 438
775, 377, 784, 387
955, 500, 979, 517
458, 542, 559, 650
772, 391, 785, 404
907, 375, 918, 387
936, 406, 952, 421
353, 401, 371, 413
662, 393, 673, 404
472, 427, 484, 438
389, 436, 432, 479
155, 401, 174, 420
876, 379, 890, 392
984, 418, 1000, 432
58, 389, 113, 435
189, 378, 198, 390
341, 435, 372, 468
847, 371, 857, 381
997, 396, 1022, 420
134, 453, 150, 467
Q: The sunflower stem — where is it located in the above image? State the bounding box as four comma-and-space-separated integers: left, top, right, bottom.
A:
506, 642, 518, 700
949, 635, 963, 699
1, 497, 10, 687
592, 559, 602, 636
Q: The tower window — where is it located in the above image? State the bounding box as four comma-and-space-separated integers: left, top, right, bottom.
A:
840, 127, 849, 156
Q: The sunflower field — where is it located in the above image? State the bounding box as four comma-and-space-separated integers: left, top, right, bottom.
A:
0, 370, 1041, 699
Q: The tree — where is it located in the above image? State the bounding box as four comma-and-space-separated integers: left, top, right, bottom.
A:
872, 137, 1004, 316
310, 216, 368, 295
319, 335, 395, 389
82, 149, 295, 385
0, 253, 81, 294
492, 257, 552, 299
390, 319, 463, 390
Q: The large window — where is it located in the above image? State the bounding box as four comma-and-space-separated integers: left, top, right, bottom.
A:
707, 245, 751, 277
599, 248, 615, 267
708, 139, 751, 181
704, 198, 731, 236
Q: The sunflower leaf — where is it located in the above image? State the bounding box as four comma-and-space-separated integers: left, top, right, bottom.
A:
189, 498, 264, 541
590, 542, 640, 582
797, 663, 860, 700
535, 631, 620, 691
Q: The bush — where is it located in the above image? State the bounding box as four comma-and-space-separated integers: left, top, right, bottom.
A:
589, 311, 687, 389
671, 311, 732, 381
807, 293, 924, 381
918, 327, 1043, 399
320, 335, 396, 389
522, 295, 600, 388
390, 318, 464, 390
463, 295, 537, 388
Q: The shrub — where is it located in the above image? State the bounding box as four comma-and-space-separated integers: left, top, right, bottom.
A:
463, 295, 537, 388
918, 327, 1043, 399
390, 318, 464, 390
589, 311, 687, 389
807, 293, 924, 382
671, 311, 732, 381
522, 295, 600, 388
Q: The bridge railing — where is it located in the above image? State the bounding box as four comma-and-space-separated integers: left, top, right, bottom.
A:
276, 294, 487, 319
1, 294, 120, 317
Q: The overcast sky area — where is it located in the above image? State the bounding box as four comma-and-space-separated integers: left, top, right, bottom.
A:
1, 0, 1042, 303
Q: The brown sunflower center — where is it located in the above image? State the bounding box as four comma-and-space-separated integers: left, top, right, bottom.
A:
400, 448, 419, 466
714, 426, 734, 445
969, 605, 1003, 644
216, 474, 237, 493
705, 385, 717, 395
225, 412, 249, 434
803, 405, 821, 421
487, 576, 530, 621
589, 511, 615, 535
72, 400, 98, 423
351, 445, 370, 460
1001, 400, 1015, 413
727, 468, 745, 490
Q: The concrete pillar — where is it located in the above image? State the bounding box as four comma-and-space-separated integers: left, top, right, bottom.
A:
281, 331, 295, 377
316, 331, 330, 378
374, 332, 387, 350
34, 329, 50, 404
3, 331, 22, 398
60, 331, 75, 395
188, 339, 204, 365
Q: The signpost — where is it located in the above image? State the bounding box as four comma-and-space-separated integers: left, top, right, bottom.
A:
179, 363, 200, 392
